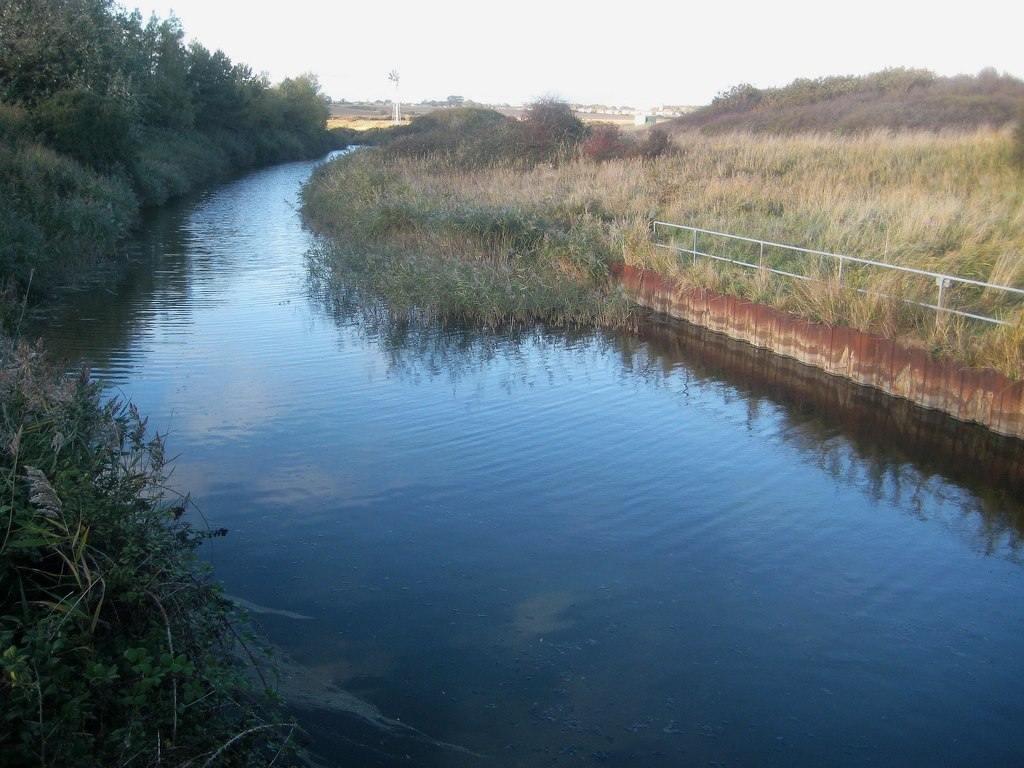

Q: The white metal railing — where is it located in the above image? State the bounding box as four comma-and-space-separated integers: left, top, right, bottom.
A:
652, 222, 1024, 327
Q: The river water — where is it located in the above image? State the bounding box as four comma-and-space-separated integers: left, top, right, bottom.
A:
27, 155, 1024, 767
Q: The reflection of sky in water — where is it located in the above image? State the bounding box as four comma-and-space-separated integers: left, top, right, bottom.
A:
29, 156, 1024, 767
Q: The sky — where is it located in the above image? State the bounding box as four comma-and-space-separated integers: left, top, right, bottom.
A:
123, 0, 1022, 108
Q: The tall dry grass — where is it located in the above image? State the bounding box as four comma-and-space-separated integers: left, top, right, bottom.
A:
303, 127, 1024, 376
640, 129, 1024, 374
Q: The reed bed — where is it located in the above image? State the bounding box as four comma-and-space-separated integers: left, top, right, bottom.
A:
302, 128, 1024, 376
301, 154, 638, 330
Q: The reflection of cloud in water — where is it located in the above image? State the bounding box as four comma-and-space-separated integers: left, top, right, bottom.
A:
171, 376, 279, 437
298, 646, 396, 690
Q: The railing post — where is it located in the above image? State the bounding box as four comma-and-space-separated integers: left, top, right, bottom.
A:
759, 241, 764, 269
837, 256, 844, 284
692, 228, 698, 266
936, 276, 951, 326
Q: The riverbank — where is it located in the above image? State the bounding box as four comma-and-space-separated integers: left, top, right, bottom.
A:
1, 1, 356, 304
0, 117, 352, 309
0, 335, 298, 765
30, 147, 1024, 768
615, 263, 1024, 438
301, 120, 1024, 380
301, 153, 635, 330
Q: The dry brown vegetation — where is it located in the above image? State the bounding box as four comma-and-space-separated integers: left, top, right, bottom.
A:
304, 110, 1024, 377
633, 129, 1024, 374
670, 68, 1024, 135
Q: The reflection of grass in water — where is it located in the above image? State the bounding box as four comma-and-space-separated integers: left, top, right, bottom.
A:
306, 248, 622, 392
307, 260, 1024, 554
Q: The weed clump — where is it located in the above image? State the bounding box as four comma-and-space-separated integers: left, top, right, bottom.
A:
0, 337, 294, 765
301, 148, 635, 330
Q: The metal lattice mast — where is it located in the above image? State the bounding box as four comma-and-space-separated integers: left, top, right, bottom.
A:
389, 70, 401, 124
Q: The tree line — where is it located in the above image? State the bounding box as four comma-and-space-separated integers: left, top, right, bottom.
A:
1, 0, 350, 299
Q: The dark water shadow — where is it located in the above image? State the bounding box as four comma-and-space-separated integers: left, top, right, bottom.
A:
308, 256, 1024, 560
634, 313, 1024, 542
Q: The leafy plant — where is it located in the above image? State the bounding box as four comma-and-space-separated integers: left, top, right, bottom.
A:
0, 338, 295, 766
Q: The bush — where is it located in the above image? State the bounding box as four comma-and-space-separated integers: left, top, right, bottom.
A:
0, 103, 32, 144
516, 98, 587, 164
130, 129, 232, 207
0, 338, 293, 766
581, 123, 629, 162
0, 141, 138, 291
637, 128, 671, 160
369, 100, 590, 167
380, 107, 516, 165
33, 89, 135, 175
580, 125, 672, 163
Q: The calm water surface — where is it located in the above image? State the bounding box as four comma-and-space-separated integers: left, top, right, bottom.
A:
29, 156, 1024, 767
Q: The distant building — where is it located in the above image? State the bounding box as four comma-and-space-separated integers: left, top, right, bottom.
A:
634, 113, 658, 126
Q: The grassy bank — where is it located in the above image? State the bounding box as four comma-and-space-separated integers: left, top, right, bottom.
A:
0, 336, 295, 766
637, 129, 1024, 376
0, 104, 351, 302
302, 151, 636, 329
302, 120, 1024, 377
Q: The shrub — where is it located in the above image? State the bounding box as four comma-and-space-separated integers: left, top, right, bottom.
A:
516, 98, 587, 164
582, 123, 629, 162
0, 103, 32, 144
637, 128, 672, 160
380, 107, 516, 165
0, 141, 138, 291
32, 89, 135, 175
0, 337, 293, 766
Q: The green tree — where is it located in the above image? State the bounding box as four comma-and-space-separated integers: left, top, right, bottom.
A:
136, 14, 195, 130
0, 0, 125, 104
33, 88, 134, 172
187, 42, 248, 131
275, 73, 330, 150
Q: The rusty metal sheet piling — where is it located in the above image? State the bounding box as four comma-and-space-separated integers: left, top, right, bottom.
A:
612, 264, 1024, 440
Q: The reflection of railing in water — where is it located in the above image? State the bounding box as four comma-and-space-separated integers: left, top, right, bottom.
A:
636, 314, 1024, 527
652, 221, 1024, 327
